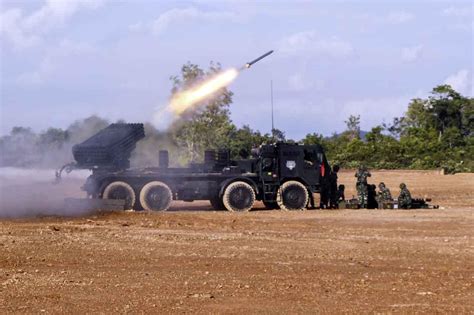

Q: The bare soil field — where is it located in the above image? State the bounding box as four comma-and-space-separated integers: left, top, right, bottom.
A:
0, 170, 473, 313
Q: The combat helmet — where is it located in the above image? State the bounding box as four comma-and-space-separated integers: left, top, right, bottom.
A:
399, 183, 406, 189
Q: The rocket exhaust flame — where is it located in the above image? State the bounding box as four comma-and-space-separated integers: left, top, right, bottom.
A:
169, 68, 239, 115
154, 68, 239, 127
153, 50, 273, 128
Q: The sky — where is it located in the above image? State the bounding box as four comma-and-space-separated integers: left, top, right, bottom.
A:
1, 0, 472, 139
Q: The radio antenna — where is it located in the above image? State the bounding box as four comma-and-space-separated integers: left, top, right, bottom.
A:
271, 80, 275, 140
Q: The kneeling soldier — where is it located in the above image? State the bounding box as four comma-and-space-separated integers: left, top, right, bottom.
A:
398, 183, 412, 209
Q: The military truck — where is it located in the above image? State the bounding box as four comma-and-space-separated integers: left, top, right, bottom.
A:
58, 123, 331, 212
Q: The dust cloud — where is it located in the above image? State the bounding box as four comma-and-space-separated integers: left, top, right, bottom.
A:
0, 167, 90, 218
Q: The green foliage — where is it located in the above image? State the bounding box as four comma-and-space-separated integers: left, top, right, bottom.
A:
312, 85, 473, 173
227, 125, 271, 158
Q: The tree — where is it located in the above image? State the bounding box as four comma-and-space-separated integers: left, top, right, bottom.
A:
302, 133, 324, 146
228, 125, 270, 158
344, 114, 361, 140
67, 115, 109, 143
171, 62, 235, 162
404, 85, 471, 139
0, 127, 39, 166
38, 128, 69, 149
392, 85, 474, 171
271, 128, 286, 142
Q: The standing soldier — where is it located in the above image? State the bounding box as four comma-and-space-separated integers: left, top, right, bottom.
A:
355, 165, 371, 208
319, 175, 330, 209
329, 165, 340, 209
398, 183, 412, 209
336, 184, 345, 203
377, 182, 392, 205
367, 184, 378, 209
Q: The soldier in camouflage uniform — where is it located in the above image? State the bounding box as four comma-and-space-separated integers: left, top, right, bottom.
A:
398, 183, 412, 209
355, 165, 371, 208
329, 165, 340, 209
377, 182, 392, 203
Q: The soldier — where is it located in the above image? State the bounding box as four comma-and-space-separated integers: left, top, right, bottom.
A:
319, 178, 330, 209
329, 165, 340, 209
398, 183, 412, 209
355, 165, 371, 208
367, 184, 378, 209
319, 164, 331, 209
336, 184, 345, 203
377, 182, 392, 204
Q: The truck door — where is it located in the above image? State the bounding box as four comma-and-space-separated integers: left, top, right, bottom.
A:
257, 145, 279, 202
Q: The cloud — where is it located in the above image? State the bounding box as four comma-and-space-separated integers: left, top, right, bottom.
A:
444, 69, 472, 96
131, 7, 242, 35
287, 73, 325, 92
340, 91, 426, 129
16, 39, 97, 86
0, 8, 40, 48
0, 0, 106, 49
278, 30, 354, 58
442, 6, 472, 17
288, 73, 312, 91
16, 60, 52, 86
401, 44, 423, 62
386, 11, 414, 24
352, 10, 415, 27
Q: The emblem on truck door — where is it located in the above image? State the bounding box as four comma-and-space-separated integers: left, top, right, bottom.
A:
286, 160, 296, 170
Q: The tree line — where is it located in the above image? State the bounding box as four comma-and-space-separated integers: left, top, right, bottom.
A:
1, 62, 472, 173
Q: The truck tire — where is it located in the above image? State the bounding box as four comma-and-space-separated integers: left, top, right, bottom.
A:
102, 181, 136, 210
277, 181, 308, 211
263, 201, 280, 210
210, 196, 225, 210
139, 181, 172, 211
222, 181, 255, 212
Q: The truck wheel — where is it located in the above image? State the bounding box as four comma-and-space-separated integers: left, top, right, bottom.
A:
277, 181, 308, 211
210, 196, 225, 210
263, 201, 280, 210
102, 181, 136, 210
139, 181, 172, 211
223, 181, 255, 212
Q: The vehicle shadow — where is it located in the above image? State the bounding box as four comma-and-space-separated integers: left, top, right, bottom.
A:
167, 200, 271, 212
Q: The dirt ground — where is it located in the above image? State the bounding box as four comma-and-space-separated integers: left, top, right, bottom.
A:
0, 170, 473, 313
